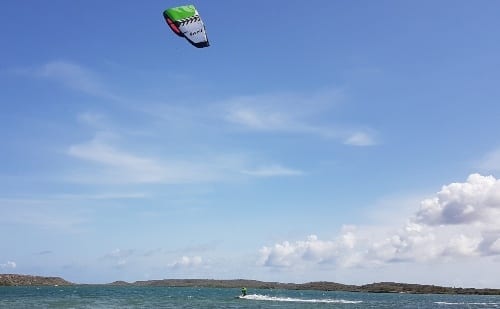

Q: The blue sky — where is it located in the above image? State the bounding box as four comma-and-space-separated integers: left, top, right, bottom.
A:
1, 1, 500, 287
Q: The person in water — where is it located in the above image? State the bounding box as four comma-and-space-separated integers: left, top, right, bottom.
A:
241, 287, 247, 297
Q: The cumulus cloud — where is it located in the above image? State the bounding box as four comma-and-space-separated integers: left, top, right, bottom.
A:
259, 228, 360, 269
371, 173, 500, 261
168, 256, 203, 269
259, 174, 500, 269
415, 174, 500, 226
103, 249, 134, 267
0, 261, 17, 269
259, 235, 337, 267
489, 238, 500, 254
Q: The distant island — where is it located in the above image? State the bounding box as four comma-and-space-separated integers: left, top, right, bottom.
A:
0, 274, 72, 287
1, 274, 500, 295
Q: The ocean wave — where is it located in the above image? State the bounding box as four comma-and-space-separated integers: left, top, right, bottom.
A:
435, 301, 500, 306
239, 294, 362, 304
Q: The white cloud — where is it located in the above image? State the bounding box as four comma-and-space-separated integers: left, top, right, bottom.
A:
67, 134, 304, 184
241, 165, 303, 177
223, 91, 377, 146
490, 238, 500, 254
415, 174, 500, 226
104, 249, 134, 259
364, 224, 438, 264
344, 132, 377, 146
103, 249, 134, 267
136, 89, 374, 148
442, 234, 481, 257
227, 105, 288, 131
259, 174, 500, 270
66, 136, 228, 184
0, 198, 88, 231
0, 261, 16, 269
478, 148, 500, 172
259, 231, 358, 268
19, 60, 118, 99
54, 193, 147, 200
68, 138, 168, 183
77, 112, 106, 127
168, 256, 203, 269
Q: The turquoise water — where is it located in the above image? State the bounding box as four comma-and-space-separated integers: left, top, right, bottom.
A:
1, 286, 500, 308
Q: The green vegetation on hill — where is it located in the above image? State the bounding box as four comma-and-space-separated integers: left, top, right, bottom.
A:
2, 275, 500, 295
0, 274, 72, 286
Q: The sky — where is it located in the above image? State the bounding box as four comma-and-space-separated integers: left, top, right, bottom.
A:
1, 1, 500, 288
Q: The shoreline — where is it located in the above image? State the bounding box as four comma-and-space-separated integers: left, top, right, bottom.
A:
1, 274, 500, 295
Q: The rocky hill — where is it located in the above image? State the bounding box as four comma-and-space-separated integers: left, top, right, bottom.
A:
119, 279, 500, 295
2, 274, 500, 295
0, 274, 73, 286
116, 279, 500, 295
359, 282, 500, 295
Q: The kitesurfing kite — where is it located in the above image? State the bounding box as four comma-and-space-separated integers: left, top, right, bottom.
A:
163, 4, 209, 48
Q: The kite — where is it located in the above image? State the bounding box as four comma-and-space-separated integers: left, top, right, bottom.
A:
163, 4, 209, 48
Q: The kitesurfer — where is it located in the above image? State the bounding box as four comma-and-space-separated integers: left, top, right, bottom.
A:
241, 287, 247, 297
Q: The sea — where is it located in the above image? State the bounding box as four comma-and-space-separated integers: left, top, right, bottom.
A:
1, 286, 500, 308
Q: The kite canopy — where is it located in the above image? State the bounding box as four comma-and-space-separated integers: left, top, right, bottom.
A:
163, 4, 209, 48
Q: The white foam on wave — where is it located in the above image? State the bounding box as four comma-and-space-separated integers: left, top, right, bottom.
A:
240, 294, 362, 304
435, 301, 500, 306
